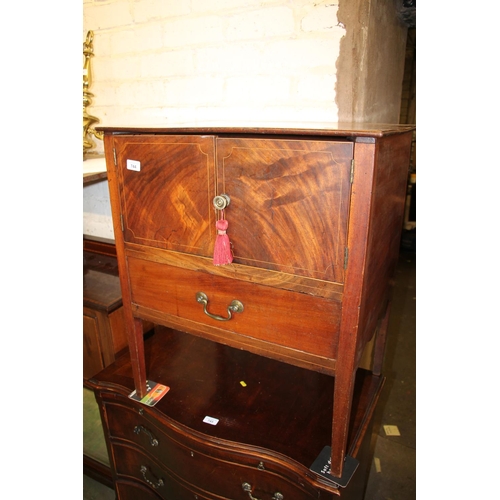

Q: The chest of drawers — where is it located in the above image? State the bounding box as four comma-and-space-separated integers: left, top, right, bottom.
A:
90, 326, 384, 499
94, 124, 413, 493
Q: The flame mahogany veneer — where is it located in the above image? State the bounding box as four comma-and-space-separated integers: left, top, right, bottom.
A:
89, 125, 414, 496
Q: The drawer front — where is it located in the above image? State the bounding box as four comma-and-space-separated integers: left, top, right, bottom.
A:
114, 444, 214, 500
104, 400, 169, 457
115, 479, 163, 500
112, 441, 321, 500
104, 399, 324, 500
128, 256, 340, 359
116, 480, 215, 500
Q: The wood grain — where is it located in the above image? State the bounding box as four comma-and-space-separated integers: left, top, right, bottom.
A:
105, 134, 148, 397
125, 243, 344, 301
100, 126, 414, 479
115, 135, 216, 257
127, 256, 341, 360
355, 133, 413, 352
217, 138, 353, 282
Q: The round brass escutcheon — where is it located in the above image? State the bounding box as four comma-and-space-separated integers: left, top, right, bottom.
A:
213, 194, 230, 210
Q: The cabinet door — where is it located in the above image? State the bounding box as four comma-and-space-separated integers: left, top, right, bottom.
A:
113, 135, 216, 257
216, 138, 353, 283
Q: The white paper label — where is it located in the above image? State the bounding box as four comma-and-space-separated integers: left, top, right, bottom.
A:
383, 425, 401, 436
203, 416, 219, 426
127, 159, 141, 171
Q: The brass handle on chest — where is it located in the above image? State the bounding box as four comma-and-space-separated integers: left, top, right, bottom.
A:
196, 292, 244, 321
213, 194, 231, 210
140, 465, 164, 489
134, 425, 159, 446
242, 483, 283, 500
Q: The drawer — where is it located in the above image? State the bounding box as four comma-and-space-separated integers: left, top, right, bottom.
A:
127, 256, 340, 359
115, 479, 164, 500
116, 479, 216, 500
104, 399, 170, 457
113, 444, 217, 500
112, 441, 322, 500
104, 399, 325, 500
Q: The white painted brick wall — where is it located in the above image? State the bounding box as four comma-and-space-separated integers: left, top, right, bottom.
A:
83, 180, 115, 240
83, 0, 344, 238
225, 7, 295, 40
84, 0, 344, 147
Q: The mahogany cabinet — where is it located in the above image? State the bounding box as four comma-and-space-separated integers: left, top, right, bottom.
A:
92, 124, 413, 496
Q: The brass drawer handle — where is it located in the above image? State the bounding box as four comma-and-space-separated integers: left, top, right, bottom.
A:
133, 425, 159, 446
242, 483, 261, 500
196, 292, 244, 322
140, 465, 164, 489
242, 483, 283, 500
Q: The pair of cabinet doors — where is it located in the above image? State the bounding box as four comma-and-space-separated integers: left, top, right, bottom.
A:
113, 135, 354, 285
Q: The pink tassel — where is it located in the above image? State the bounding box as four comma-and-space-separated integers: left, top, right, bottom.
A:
213, 218, 233, 266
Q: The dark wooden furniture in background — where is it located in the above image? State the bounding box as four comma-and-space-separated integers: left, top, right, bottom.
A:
83, 236, 156, 380
83, 237, 155, 488
83, 237, 121, 488
84, 237, 127, 380
89, 124, 414, 498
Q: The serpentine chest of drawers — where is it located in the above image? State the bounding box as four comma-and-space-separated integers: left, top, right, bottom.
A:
89, 124, 413, 498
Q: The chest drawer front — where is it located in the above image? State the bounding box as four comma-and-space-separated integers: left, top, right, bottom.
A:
217, 138, 353, 282
104, 398, 316, 484
112, 439, 322, 500
115, 480, 164, 500
116, 480, 216, 500
113, 444, 214, 500
128, 256, 340, 359
114, 135, 216, 257
104, 399, 163, 449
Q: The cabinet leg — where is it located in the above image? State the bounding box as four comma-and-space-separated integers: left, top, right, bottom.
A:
127, 317, 147, 398
330, 368, 356, 478
372, 301, 391, 376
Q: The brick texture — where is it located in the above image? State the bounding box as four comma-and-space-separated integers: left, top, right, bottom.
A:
83, 0, 343, 154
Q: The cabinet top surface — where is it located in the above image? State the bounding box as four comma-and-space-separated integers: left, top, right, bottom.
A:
97, 122, 415, 138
